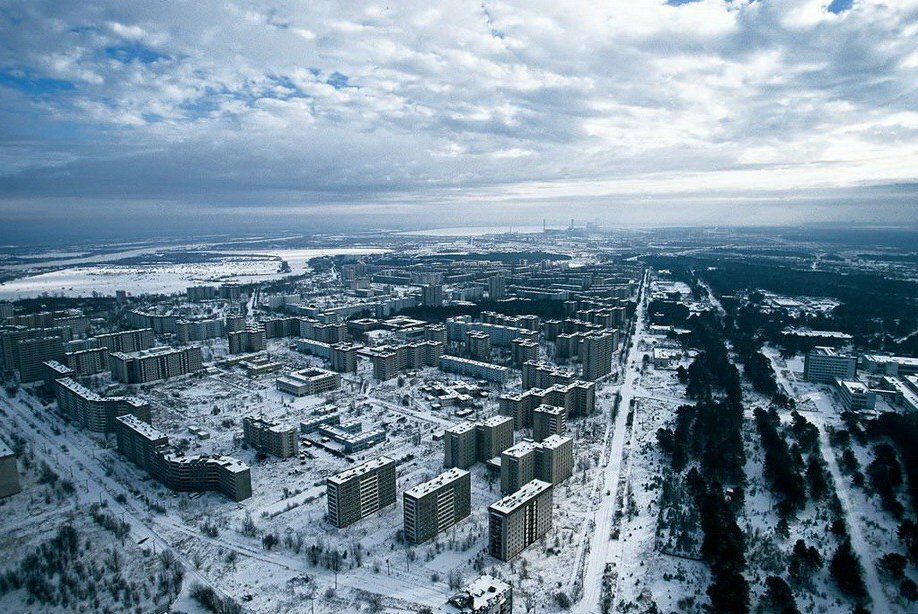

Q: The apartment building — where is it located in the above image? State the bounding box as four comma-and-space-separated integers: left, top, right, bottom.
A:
500, 441, 538, 494
369, 341, 443, 380
43, 360, 75, 389
55, 377, 151, 433
521, 361, 574, 389
466, 331, 492, 361
535, 435, 574, 485
498, 380, 595, 428
439, 356, 511, 384
403, 468, 471, 544
510, 338, 539, 367
110, 346, 203, 383
532, 405, 567, 442
176, 318, 224, 343
326, 456, 397, 528
476, 415, 515, 462
243, 416, 299, 458
94, 328, 155, 354
444, 422, 478, 470
581, 330, 617, 380
115, 415, 252, 501
65, 347, 108, 376
488, 480, 553, 561
0, 442, 20, 499
228, 326, 266, 354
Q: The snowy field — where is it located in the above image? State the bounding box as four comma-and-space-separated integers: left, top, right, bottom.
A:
0, 246, 387, 299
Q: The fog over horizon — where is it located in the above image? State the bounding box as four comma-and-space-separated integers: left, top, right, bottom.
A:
1, 1, 916, 241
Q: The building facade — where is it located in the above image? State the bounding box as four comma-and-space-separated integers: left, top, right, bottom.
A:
403, 468, 471, 545
326, 456, 397, 528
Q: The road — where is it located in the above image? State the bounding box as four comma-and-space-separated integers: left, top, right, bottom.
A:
576, 270, 648, 613
805, 391, 892, 614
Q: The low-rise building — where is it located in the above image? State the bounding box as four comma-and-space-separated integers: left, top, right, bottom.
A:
444, 575, 513, 614
276, 368, 341, 396
836, 379, 877, 412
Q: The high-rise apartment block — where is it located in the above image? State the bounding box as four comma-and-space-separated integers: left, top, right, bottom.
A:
65, 347, 108, 376
521, 361, 574, 389
498, 380, 595, 428
488, 275, 506, 300
535, 435, 574, 485
369, 341, 442, 380
94, 329, 155, 354
110, 346, 203, 383
532, 405, 567, 442
55, 377, 151, 433
326, 456, 397, 528
403, 468, 471, 544
581, 330, 617, 380
115, 415, 252, 501
0, 442, 21, 499
444, 422, 478, 470
466, 331, 492, 360
439, 356, 511, 384
488, 480, 553, 561
511, 338, 539, 367
228, 326, 266, 354
243, 416, 298, 458
500, 441, 538, 494
422, 284, 444, 307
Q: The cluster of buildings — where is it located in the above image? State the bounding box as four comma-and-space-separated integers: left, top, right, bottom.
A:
803, 347, 918, 412
498, 380, 595, 428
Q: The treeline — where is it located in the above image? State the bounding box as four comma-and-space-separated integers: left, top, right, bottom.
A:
754, 408, 806, 517
647, 255, 918, 353
657, 307, 750, 612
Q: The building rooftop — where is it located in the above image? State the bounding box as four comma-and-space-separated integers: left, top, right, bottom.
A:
480, 415, 513, 427
111, 345, 197, 360
327, 456, 395, 485
445, 575, 512, 612
838, 379, 870, 394
116, 414, 167, 442
502, 440, 538, 458
540, 434, 573, 450
534, 404, 566, 416
446, 421, 476, 435
863, 354, 918, 367
404, 468, 469, 498
0, 441, 13, 458
489, 479, 552, 514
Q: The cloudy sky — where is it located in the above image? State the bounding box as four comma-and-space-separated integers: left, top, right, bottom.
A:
0, 0, 916, 240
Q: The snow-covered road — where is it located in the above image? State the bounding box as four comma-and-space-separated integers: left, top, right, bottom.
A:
576, 270, 648, 613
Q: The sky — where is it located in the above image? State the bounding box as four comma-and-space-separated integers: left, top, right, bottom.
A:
0, 0, 916, 241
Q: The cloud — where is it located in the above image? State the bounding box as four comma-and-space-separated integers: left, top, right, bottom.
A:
0, 0, 916, 237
